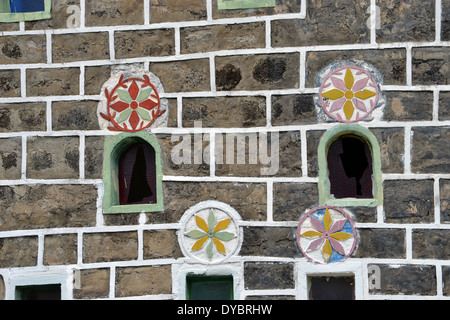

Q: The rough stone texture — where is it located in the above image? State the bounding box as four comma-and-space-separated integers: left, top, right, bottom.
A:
43, 234, 78, 265
439, 92, 450, 121
52, 100, 100, 131
376, 0, 435, 42
411, 127, 450, 174
0, 102, 46, 133
0, 236, 38, 268
271, 94, 316, 126
73, 268, 110, 299
27, 68, 80, 96
0, 70, 21, 97
83, 231, 138, 263
412, 229, 450, 260
354, 228, 406, 259
149, 59, 210, 92
84, 65, 112, 95
240, 227, 299, 258
115, 265, 172, 297
383, 179, 434, 223
114, 29, 175, 59
211, 0, 300, 19
371, 127, 404, 174
216, 53, 300, 91
180, 22, 266, 54
156, 133, 210, 177
271, 0, 370, 47
0, 35, 46, 64
214, 131, 301, 177
244, 262, 295, 290
0, 184, 97, 231
384, 91, 433, 121
273, 182, 318, 221
84, 136, 104, 179
85, 0, 144, 26
25, 0, 80, 30
412, 47, 449, 85
159, 181, 266, 224
306, 49, 406, 86
0, 137, 21, 180
306, 129, 325, 177
344, 206, 377, 223
368, 264, 436, 296
443, 266, 450, 296
143, 230, 183, 259
27, 136, 79, 179
103, 213, 140, 227
150, 0, 207, 23
182, 96, 266, 128
443, 0, 450, 41
440, 179, 450, 223
52, 32, 110, 63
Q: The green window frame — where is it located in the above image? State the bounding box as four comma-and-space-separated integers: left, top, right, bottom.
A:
102, 131, 164, 214
318, 124, 383, 207
0, 0, 51, 22
217, 0, 276, 10
186, 275, 234, 300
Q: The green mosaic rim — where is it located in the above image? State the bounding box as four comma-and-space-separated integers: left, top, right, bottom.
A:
102, 131, 164, 214
317, 124, 383, 207
0, 0, 51, 22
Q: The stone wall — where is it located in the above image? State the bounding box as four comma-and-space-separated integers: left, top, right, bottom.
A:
0, 0, 448, 300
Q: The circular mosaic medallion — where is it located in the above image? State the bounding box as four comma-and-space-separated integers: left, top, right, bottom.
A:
100, 74, 165, 132
319, 66, 379, 123
297, 206, 357, 264
179, 201, 242, 264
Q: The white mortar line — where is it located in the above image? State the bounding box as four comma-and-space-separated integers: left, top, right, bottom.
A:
206, 0, 213, 22
78, 134, 85, 180
20, 67, 26, 98
45, 30, 52, 64
265, 19, 271, 49
137, 228, 144, 261
209, 54, 216, 92
405, 227, 413, 260
266, 180, 273, 222
435, 0, 442, 43
265, 92, 272, 127
19, 136, 26, 180
79, 0, 86, 29
77, 232, 83, 264
434, 178, 441, 224
144, 0, 150, 25
436, 264, 443, 296
109, 265, 115, 299
300, 128, 308, 177
176, 96, 183, 128
370, 0, 377, 45
209, 132, 216, 177
406, 43, 412, 87
79, 65, 85, 96
45, 100, 52, 132
108, 30, 115, 61
174, 26, 181, 56
37, 234, 44, 266
404, 126, 412, 174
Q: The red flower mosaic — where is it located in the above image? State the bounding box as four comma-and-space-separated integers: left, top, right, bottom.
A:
100, 75, 165, 132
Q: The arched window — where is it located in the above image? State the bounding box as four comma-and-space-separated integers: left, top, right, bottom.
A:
318, 124, 382, 207
103, 131, 163, 214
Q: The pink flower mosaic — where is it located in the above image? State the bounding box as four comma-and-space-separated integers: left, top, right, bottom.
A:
319, 66, 379, 123
100, 74, 165, 132
297, 206, 357, 264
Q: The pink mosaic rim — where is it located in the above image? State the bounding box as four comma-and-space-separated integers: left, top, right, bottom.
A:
296, 206, 358, 264
319, 66, 379, 123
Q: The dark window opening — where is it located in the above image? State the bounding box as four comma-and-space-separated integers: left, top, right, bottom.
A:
9, 0, 45, 13
118, 142, 156, 205
327, 136, 373, 199
309, 276, 354, 300
187, 275, 233, 300
16, 284, 61, 300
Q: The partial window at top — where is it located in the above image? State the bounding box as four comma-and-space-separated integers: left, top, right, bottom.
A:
0, 0, 51, 22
